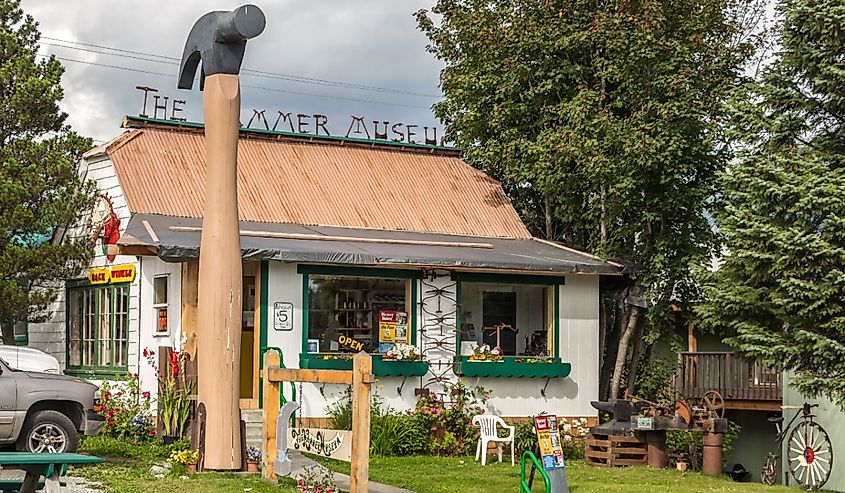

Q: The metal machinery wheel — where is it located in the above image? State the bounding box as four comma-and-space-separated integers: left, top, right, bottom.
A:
761, 453, 777, 486
703, 390, 725, 418
787, 420, 833, 490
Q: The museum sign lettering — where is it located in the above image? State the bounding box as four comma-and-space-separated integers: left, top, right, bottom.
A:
136, 86, 441, 145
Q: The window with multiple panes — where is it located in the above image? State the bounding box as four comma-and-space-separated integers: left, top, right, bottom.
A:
67, 284, 129, 371
305, 271, 413, 354
461, 282, 553, 357
153, 275, 168, 334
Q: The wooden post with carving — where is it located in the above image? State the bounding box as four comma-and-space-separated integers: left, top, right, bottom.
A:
262, 351, 373, 493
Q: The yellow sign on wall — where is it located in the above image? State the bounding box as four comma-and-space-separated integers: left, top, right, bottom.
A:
87, 264, 135, 285
110, 264, 136, 283
88, 267, 110, 285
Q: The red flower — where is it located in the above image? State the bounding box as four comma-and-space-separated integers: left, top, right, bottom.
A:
142, 348, 148, 358
142, 391, 151, 399
102, 391, 111, 401
169, 351, 180, 377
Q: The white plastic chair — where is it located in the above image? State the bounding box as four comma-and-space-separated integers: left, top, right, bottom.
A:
472, 414, 515, 466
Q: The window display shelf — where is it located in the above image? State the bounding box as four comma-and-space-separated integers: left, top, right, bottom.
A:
453, 355, 571, 378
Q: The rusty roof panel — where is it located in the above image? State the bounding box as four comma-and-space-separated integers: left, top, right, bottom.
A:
105, 127, 532, 239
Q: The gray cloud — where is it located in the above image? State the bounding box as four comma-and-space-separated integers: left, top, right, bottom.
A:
21, 1, 444, 144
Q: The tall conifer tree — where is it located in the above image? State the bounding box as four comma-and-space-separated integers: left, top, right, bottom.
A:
0, 0, 94, 344
699, 0, 845, 408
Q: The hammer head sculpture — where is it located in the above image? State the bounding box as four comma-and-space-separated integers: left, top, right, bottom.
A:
178, 4, 266, 90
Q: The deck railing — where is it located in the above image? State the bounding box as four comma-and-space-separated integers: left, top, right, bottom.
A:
677, 352, 782, 401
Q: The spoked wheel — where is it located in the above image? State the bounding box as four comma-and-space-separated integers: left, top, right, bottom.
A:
703, 390, 725, 418
787, 421, 833, 490
761, 453, 777, 486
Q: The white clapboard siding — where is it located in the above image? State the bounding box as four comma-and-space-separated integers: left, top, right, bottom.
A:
26, 157, 141, 375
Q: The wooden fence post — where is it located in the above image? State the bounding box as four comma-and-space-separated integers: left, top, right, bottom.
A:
350, 352, 372, 493
262, 351, 280, 481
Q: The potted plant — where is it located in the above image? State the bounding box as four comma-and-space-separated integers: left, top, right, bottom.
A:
169, 448, 200, 473
245, 446, 261, 472
468, 344, 502, 362
382, 343, 421, 361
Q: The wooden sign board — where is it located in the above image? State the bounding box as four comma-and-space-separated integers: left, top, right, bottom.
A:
287, 428, 352, 462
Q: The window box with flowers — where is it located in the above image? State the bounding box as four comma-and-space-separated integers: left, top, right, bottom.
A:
374, 343, 428, 377
299, 349, 429, 377
454, 355, 572, 378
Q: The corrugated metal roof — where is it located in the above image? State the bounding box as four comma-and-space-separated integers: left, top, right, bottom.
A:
104, 120, 532, 239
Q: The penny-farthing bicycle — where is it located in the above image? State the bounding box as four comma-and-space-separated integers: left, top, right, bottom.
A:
762, 403, 833, 490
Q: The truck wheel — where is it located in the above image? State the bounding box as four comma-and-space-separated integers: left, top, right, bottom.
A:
16, 410, 78, 453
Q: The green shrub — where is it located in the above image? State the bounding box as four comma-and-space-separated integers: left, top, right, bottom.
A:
79, 435, 188, 460
667, 420, 741, 469
326, 387, 428, 456
370, 411, 427, 456
327, 387, 353, 431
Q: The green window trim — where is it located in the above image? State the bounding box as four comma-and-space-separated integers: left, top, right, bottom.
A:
64, 280, 130, 373
455, 276, 562, 360
13, 334, 28, 346
299, 353, 429, 377
453, 355, 572, 379
299, 265, 420, 357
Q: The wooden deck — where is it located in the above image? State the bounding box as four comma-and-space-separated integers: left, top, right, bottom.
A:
677, 352, 782, 411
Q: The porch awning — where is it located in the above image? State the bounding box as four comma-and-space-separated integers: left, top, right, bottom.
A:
119, 213, 623, 275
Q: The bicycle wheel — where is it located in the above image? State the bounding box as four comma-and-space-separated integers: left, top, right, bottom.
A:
787, 420, 833, 490
761, 453, 777, 486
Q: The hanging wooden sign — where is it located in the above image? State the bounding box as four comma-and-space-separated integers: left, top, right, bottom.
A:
287, 428, 352, 462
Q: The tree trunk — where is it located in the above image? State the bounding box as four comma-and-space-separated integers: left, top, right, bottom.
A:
610, 304, 641, 399
625, 316, 647, 396
599, 288, 628, 400
598, 297, 607, 374
0, 323, 13, 345
599, 184, 607, 248
544, 196, 553, 240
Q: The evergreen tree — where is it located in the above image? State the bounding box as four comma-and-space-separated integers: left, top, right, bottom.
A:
698, 0, 845, 407
0, 0, 94, 344
417, 0, 763, 397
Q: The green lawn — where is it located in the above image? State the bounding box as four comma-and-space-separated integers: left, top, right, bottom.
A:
73, 437, 794, 493
316, 455, 794, 493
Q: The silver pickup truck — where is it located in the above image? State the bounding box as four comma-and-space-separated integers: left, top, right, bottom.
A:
0, 356, 102, 452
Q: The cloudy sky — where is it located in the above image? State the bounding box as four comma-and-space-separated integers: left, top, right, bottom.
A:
21, 1, 445, 144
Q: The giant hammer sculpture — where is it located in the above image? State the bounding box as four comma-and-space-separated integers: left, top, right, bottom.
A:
178, 5, 265, 470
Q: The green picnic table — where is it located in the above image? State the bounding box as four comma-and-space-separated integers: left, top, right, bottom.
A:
0, 452, 103, 493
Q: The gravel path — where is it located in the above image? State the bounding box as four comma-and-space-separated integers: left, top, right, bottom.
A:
0, 469, 103, 493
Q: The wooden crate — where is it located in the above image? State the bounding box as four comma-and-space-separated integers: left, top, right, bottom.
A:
585, 433, 647, 467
